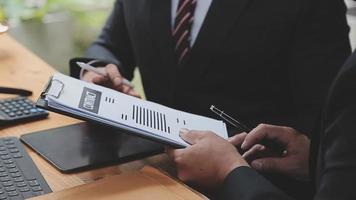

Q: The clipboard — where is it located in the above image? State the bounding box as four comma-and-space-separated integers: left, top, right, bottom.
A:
37, 76, 185, 149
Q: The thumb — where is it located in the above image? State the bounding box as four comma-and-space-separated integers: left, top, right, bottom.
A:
179, 129, 202, 145
250, 158, 284, 174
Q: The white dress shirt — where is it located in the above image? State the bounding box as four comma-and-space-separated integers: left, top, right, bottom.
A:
171, 0, 213, 47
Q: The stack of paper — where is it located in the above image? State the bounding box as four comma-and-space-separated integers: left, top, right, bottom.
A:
43, 73, 228, 147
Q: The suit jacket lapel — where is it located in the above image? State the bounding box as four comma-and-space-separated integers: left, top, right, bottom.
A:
150, 0, 177, 66
181, 0, 251, 66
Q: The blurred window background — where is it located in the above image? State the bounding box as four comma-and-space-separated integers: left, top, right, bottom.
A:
0, 0, 355, 74
0, 0, 146, 97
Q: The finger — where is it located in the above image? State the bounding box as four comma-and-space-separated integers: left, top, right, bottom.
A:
105, 64, 124, 88
242, 144, 265, 158
228, 132, 247, 146
250, 157, 284, 174
242, 124, 292, 150
165, 147, 184, 160
92, 75, 108, 84
179, 129, 205, 145
122, 85, 132, 94
128, 90, 141, 98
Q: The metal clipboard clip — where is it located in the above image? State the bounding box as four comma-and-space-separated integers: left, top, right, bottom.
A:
41, 76, 65, 99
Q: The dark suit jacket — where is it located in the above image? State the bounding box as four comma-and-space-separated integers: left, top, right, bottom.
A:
70, 0, 350, 135
220, 51, 356, 200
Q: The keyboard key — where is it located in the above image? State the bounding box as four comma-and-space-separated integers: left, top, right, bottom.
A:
21, 191, 33, 199
0, 173, 8, 177
33, 191, 45, 196
7, 164, 16, 169
13, 178, 24, 183
4, 160, 13, 164
7, 145, 16, 149
11, 172, 21, 178
4, 141, 14, 145
28, 180, 39, 187
9, 149, 19, 154
8, 190, 19, 197
0, 189, 4, 194
0, 147, 5, 151
0, 155, 10, 160
0, 152, 8, 156
0, 194, 6, 199
16, 182, 26, 187
12, 154, 22, 159
3, 181, 13, 187
19, 186, 30, 192
0, 168, 5, 173
8, 112, 16, 118
0, 177, 10, 182
32, 186, 42, 192
5, 186, 16, 191
9, 168, 18, 173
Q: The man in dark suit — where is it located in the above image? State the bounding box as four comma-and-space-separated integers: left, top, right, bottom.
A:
166, 51, 356, 199
71, 0, 351, 137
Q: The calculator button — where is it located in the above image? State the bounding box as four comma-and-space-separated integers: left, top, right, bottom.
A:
30, 109, 38, 113
16, 111, 23, 116
3, 109, 10, 113
8, 113, 16, 118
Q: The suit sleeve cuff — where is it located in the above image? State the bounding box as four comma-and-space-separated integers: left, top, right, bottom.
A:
220, 166, 292, 200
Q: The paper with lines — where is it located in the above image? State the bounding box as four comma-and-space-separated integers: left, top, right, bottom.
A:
44, 73, 228, 147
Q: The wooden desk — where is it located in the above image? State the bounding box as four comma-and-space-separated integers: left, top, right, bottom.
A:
0, 34, 174, 192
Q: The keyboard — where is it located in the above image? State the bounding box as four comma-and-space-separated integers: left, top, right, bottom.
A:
0, 137, 51, 199
0, 97, 48, 126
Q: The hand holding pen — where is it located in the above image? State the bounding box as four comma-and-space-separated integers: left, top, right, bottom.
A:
77, 62, 141, 98
210, 105, 287, 157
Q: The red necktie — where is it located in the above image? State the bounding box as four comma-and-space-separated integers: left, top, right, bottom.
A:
173, 0, 197, 63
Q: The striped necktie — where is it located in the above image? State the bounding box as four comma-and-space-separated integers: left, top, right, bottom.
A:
173, 0, 197, 63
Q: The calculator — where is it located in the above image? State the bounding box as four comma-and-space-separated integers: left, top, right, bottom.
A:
0, 97, 48, 126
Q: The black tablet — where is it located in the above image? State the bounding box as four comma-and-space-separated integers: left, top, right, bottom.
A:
20, 123, 164, 173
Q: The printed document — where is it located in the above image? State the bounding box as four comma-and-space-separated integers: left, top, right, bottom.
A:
44, 73, 228, 147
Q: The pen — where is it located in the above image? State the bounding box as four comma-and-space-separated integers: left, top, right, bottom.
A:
76, 62, 134, 88
210, 105, 287, 156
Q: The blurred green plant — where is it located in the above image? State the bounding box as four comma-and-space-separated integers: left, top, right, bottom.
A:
0, 0, 113, 55
0, 6, 5, 22
0, 0, 113, 22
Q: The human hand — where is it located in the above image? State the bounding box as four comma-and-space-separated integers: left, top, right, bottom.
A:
81, 63, 140, 98
166, 129, 249, 188
241, 124, 310, 180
